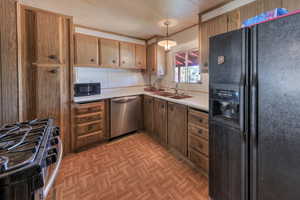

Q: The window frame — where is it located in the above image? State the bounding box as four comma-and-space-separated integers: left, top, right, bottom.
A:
173, 48, 201, 84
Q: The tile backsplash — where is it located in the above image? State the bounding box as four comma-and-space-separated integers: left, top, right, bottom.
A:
75, 67, 149, 88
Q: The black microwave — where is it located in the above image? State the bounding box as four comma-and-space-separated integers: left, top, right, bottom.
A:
74, 83, 101, 97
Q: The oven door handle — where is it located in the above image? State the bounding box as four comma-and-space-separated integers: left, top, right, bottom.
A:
43, 137, 63, 199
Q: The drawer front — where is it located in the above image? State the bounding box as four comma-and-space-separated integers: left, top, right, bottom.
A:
188, 124, 209, 140
189, 133, 209, 156
189, 149, 209, 173
76, 113, 103, 124
75, 102, 104, 115
76, 131, 106, 149
188, 109, 208, 129
76, 122, 102, 136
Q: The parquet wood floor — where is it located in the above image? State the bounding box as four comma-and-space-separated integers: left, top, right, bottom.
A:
48, 133, 209, 200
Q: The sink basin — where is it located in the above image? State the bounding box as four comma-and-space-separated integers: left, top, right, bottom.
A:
153, 91, 174, 97
144, 87, 165, 92
169, 95, 192, 99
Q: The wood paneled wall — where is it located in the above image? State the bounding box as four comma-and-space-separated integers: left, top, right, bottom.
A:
0, 0, 19, 126
199, 0, 300, 72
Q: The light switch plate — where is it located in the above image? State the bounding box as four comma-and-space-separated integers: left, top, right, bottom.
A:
218, 56, 225, 65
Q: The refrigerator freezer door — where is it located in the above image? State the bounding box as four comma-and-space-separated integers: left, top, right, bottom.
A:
251, 14, 300, 200
209, 29, 249, 200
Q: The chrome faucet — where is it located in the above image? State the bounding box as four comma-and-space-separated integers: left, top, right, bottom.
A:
172, 83, 179, 95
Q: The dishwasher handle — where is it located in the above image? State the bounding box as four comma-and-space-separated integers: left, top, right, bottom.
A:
111, 96, 139, 104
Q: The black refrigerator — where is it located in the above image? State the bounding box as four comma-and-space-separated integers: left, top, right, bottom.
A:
209, 13, 300, 200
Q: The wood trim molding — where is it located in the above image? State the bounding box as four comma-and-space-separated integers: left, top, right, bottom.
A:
168, 23, 199, 38
200, 0, 256, 22
19, 3, 73, 19
74, 24, 146, 41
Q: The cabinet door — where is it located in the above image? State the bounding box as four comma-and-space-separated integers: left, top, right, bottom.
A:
227, 10, 241, 32
74, 34, 99, 66
156, 45, 166, 75
200, 22, 209, 70
143, 96, 154, 135
283, 0, 300, 12
257, 0, 282, 13
153, 99, 167, 145
146, 43, 156, 72
36, 12, 63, 65
35, 66, 61, 125
168, 102, 188, 156
135, 44, 146, 69
100, 38, 119, 67
239, 2, 258, 25
120, 42, 135, 68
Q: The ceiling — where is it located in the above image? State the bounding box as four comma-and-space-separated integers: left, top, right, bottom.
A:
22, 0, 231, 39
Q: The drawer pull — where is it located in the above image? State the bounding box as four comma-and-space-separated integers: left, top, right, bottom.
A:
198, 129, 203, 135
199, 119, 203, 123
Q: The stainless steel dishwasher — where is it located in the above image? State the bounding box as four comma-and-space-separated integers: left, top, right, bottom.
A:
110, 96, 141, 138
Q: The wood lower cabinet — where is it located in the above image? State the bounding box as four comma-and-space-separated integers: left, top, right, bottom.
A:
188, 108, 209, 175
167, 102, 188, 156
100, 38, 119, 67
72, 101, 107, 151
120, 42, 135, 68
74, 33, 99, 66
153, 98, 167, 145
143, 95, 154, 136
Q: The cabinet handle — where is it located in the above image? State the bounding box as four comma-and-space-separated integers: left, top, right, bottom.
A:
48, 69, 58, 74
48, 55, 57, 60
112, 60, 116, 64
198, 143, 203, 149
90, 58, 95, 62
199, 119, 203, 123
198, 129, 203, 135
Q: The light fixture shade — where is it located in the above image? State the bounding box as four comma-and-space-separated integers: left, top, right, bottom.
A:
158, 39, 177, 50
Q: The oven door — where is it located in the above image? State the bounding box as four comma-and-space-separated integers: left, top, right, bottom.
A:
42, 137, 63, 199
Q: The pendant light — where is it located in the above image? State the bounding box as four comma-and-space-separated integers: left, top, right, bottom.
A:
158, 21, 177, 51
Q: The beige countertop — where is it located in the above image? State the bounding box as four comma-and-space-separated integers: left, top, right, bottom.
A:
74, 87, 209, 112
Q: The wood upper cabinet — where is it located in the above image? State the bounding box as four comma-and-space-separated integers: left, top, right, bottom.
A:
147, 43, 156, 72
100, 38, 119, 67
74, 34, 99, 66
146, 43, 165, 75
120, 42, 135, 68
239, 2, 258, 24
143, 95, 154, 136
200, 14, 227, 70
135, 44, 146, 69
168, 102, 188, 156
282, 0, 300, 12
257, 0, 282, 13
200, 22, 209, 70
227, 10, 241, 32
35, 12, 64, 65
153, 98, 167, 145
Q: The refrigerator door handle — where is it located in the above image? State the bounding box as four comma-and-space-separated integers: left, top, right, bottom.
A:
239, 76, 245, 133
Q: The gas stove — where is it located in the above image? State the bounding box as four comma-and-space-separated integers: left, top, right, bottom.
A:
0, 119, 62, 200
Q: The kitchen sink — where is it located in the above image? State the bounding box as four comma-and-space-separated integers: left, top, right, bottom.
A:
169, 95, 192, 99
153, 91, 175, 97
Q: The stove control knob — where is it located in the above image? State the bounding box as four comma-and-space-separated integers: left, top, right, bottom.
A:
52, 127, 60, 137
50, 137, 59, 146
46, 154, 57, 166
47, 147, 57, 155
